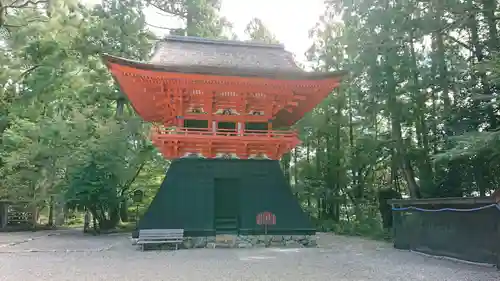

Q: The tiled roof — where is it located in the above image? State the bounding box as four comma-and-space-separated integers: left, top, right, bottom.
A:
103, 36, 346, 79
149, 35, 302, 74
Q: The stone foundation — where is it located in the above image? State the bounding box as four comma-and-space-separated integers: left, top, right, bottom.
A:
183, 235, 317, 249
134, 235, 317, 250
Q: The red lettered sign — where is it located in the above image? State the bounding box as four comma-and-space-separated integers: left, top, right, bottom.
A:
256, 211, 276, 225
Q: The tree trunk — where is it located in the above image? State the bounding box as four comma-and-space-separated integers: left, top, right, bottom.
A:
47, 196, 54, 227
482, 0, 499, 130
280, 153, 291, 184
120, 200, 129, 222
409, 28, 434, 195
385, 56, 421, 198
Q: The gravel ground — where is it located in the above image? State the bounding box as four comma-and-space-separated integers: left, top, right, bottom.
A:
0, 230, 498, 281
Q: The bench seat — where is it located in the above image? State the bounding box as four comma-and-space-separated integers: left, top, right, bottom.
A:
136, 229, 184, 251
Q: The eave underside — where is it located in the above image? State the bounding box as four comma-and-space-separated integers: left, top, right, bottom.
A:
103, 55, 345, 127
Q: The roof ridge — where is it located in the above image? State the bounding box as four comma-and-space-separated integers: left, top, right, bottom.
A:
162, 35, 285, 49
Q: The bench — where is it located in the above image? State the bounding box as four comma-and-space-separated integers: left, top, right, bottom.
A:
136, 229, 184, 251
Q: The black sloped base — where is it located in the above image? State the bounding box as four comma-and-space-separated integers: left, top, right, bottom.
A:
138, 158, 315, 237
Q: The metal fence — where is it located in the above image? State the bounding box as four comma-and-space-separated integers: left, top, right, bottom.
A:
389, 197, 500, 268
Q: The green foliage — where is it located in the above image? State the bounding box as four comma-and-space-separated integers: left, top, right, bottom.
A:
288, 0, 499, 234
1, 0, 498, 238
146, 0, 233, 38
0, 0, 234, 230
244, 18, 279, 44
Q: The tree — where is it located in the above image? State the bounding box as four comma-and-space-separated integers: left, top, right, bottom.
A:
1, 0, 499, 238
244, 17, 279, 44
0, 0, 157, 229
298, 0, 499, 235
146, 0, 232, 38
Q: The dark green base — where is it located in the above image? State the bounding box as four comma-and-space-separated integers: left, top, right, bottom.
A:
138, 158, 315, 237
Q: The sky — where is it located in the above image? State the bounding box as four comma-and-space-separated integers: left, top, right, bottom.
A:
218, 0, 325, 60
83, 0, 326, 62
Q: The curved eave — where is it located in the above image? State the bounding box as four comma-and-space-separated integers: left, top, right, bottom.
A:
272, 82, 342, 128
102, 54, 347, 80
103, 54, 346, 126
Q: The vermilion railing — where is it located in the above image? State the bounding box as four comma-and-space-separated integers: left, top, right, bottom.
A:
150, 126, 301, 159
151, 126, 298, 139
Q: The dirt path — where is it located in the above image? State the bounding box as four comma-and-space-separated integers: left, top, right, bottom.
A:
0, 231, 498, 281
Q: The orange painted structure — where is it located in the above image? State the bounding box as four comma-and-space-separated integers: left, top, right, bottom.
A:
103, 36, 345, 159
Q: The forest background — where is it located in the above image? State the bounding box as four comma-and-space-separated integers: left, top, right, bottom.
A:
1, 0, 499, 237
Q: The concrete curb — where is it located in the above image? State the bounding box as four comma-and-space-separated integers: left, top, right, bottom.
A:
408, 250, 496, 268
